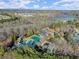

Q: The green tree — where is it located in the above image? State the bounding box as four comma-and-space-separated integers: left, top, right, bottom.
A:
75, 22, 79, 28
63, 31, 73, 44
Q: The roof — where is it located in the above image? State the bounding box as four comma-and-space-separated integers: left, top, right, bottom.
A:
37, 40, 49, 46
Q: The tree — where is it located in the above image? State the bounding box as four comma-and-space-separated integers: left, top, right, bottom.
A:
66, 20, 74, 26
63, 31, 73, 44
75, 22, 79, 28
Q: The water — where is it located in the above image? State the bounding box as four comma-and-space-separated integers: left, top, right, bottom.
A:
31, 35, 41, 42
49, 15, 76, 21
20, 40, 34, 47
73, 32, 79, 43
19, 35, 41, 47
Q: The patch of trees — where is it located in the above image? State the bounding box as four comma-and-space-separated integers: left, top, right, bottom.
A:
49, 21, 64, 28
0, 16, 19, 23
75, 22, 79, 28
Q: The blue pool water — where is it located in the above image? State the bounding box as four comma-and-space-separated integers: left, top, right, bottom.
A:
31, 35, 41, 42
73, 32, 79, 43
20, 40, 34, 47
19, 35, 42, 47
49, 15, 76, 21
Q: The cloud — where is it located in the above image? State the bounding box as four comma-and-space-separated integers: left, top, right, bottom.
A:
0, 2, 6, 9
32, 5, 40, 8
41, 6, 48, 9
54, 0, 79, 5
0, 0, 35, 9
61, 2, 79, 10
0, 0, 79, 10
37, 0, 40, 2
53, 0, 79, 10
0, 0, 48, 9
43, 1, 47, 4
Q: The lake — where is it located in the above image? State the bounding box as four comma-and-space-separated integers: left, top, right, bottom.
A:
48, 15, 76, 21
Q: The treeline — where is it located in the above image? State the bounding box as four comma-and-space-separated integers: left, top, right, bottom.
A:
49, 20, 79, 28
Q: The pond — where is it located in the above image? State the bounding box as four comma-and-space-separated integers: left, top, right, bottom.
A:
48, 15, 76, 21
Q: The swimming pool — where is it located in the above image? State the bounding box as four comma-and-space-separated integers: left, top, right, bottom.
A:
19, 35, 42, 48
31, 35, 42, 42
20, 39, 34, 47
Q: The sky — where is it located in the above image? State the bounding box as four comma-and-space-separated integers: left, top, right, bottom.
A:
0, 0, 79, 10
